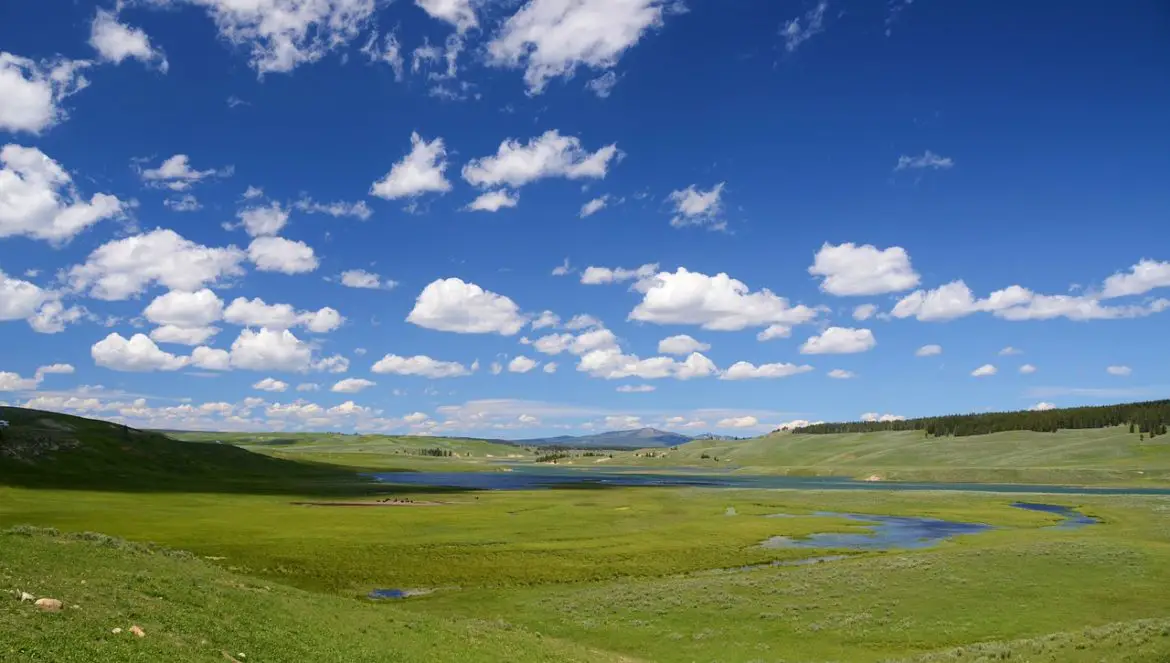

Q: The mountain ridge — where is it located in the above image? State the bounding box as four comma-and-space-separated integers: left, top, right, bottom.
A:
510, 427, 695, 449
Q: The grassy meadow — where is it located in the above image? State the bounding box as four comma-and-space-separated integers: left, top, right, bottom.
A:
4, 406, 1170, 661
605, 426, 1170, 486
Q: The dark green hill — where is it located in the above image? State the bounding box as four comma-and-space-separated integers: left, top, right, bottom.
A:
0, 406, 365, 494
793, 400, 1170, 438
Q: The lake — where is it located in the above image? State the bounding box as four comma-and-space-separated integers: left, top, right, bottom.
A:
371, 466, 1170, 495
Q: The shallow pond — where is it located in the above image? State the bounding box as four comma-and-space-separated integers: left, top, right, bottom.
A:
760, 502, 1097, 552
1011, 501, 1101, 528
370, 467, 1170, 496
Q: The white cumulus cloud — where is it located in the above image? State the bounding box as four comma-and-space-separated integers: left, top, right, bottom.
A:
370, 132, 452, 200
466, 189, 519, 212
721, 361, 814, 380
667, 182, 725, 230
331, 377, 375, 393
91, 333, 189, 372
174, 0, 378, 75
416, 0, 477, 31
1107, 365, 1132, 376
1, 144, 125, 243
915, 344, 942, 357
237, 202, 289, 237
508, 356, 538, 373
630, 267, 819, 331
657, 334, 710, 355
139, 154, 229, 191
143, 289, 224, 328
486, 0, 670, 94
372, 354, 471, 378
579, 195, 610, 217
253, 377, 289, 392
462, 130, 619, 189
800, 327, 876, 355
971, 364, 997, 377
809, 242, 920, 296
852, 304, 877, 321
756, 324, 791, 342
861, 412, 906, 423
1101, 260, 1170, 299
0, 52, 91, 134
89, 9, 168, 71
407, 278, 526, 335
227, 328, 313, 371
150, 324, 220, 346
339, 269, 396, 290
580, 263, 657, 285
68, 229, 246, 300
223, 297, 342, 333
248, 236, 318, 274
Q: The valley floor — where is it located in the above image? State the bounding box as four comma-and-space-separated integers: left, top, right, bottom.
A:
3, 482, 1170, 662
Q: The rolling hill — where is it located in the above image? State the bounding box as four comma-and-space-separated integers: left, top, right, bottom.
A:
611, 424, 1170, 485
0, 406, 362, 493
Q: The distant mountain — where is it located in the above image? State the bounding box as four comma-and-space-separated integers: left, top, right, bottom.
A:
512, 427, 693, 449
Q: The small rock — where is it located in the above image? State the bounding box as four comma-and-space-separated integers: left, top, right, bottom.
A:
34, 598, 63, 612
130, 625, 146, 638
19, 592, 35, 602
112, 627, 123, 634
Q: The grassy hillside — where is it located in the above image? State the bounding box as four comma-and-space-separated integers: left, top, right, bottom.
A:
0, 407, 366, 493
167, 430, 537, 472
5, 484, 1170, 662
610, 426, 1170, 485
0, 527, 624, 663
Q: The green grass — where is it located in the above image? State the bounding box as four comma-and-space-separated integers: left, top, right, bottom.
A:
5, 407, 1170, 661
606, 426, 1170, 486
4, 486, 1170, 661
166, 430, 542, 473
411, 494, 1170, 661
0, 527, 626, 663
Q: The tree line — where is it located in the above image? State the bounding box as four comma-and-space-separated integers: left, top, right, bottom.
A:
789, 400, 1170, 438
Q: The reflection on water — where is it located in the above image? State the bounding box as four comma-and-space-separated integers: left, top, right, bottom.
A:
761, 512, 992, 551
1010, 501, 1101, 528
759, 503, 1098, 552
370, 467, 1170, 496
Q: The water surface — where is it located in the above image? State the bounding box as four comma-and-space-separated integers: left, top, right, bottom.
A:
760, 502, 1097, 552
761, 512, 992, 550
371, 466, 1170, 496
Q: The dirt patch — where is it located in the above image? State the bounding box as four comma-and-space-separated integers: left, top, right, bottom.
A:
290, 500, 446, 507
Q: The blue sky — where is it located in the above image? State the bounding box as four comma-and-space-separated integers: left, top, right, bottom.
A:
1, 0, 1168, 438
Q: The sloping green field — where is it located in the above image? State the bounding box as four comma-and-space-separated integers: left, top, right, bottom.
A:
604, 426, 1170, 485
0, 528, 625, 663
167, 430, 536, 472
